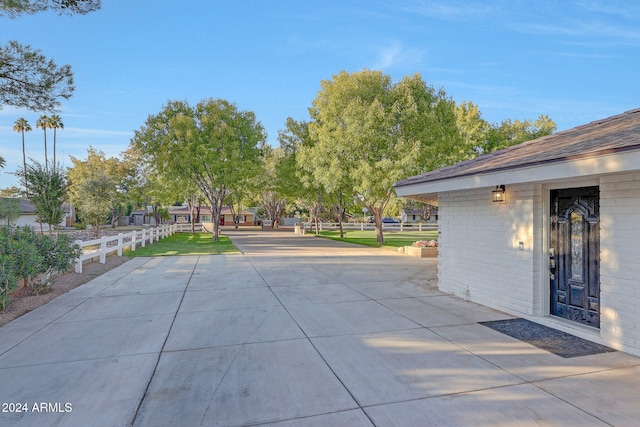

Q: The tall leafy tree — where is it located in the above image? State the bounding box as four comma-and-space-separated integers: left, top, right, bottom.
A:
277, 117, 323, 227
49, 114, 63, 166
132, 98, 266, 241
302, 69, 460, 243
69, 173, 115, 236
13, 117, 31, 191
1, 0, 101, 17
0, 41, 74, 112
67, 147, 133, 234
452, 100, 556, 157
259, 146, 289, 228
35, 115, 51, 169
23, 159, 66, 236
453, 101, 489, 160
276, 117, 342, 237
1, 1, 100, 111
480, 115, 556, 155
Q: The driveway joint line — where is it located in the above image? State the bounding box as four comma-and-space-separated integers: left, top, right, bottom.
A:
241, 253, 383, 424
128, 255, 200, 427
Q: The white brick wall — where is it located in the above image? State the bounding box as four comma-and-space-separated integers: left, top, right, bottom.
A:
600, 172, 640, 352
438, 184, 537, 316
438, 175, 640, 355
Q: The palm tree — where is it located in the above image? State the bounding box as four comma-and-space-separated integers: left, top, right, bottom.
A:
36, 115, 51, 170
13, 117, 32, 192
0, 155, 5, 169
49, 115, 64, 167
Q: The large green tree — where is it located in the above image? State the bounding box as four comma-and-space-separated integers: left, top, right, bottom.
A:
0, 41, 74, 112
277, 117, 328, 233
453, 101, 489, 161
259, 146, 290, 228
132, 98, 266, 241
67, 147, 134, 234
1, 1, 100, 111
121, 144, 192, 227
481, 115, 556, 154
69, 173, 115, 236
1, 0, 100, 17
301, 69, 460, 243
453, 100, 557, 157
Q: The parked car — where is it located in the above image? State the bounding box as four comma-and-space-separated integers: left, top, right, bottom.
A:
381, 217, 399, 223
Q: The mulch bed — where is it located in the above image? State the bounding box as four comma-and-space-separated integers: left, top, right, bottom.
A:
0, 256, 130, 327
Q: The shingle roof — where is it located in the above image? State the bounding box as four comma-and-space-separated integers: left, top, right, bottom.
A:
395, 108, 640, 188
0, 198, 71, 214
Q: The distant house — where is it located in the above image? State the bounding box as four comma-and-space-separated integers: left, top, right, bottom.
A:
1, 198, 73, 230
400, 208, 438, 223
130, 209, 157, 226
394, 108, 640, 356
168, 206, 256, 226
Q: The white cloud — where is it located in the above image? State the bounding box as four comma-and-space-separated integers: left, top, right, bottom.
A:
372, 41, 425, 70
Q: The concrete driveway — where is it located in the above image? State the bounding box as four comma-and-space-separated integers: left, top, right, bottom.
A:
1, 229, 639, 426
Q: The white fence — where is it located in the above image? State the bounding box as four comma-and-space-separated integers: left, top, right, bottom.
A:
74, 224, 177, 273
302, 222, 438, 232
174, 223, 204, 233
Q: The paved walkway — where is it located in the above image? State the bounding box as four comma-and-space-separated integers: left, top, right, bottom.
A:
1, 230, 640, 426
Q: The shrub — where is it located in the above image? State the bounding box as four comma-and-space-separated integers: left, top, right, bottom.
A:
0, 225, 81, 309
34, 232, 81, 288
0, 226, 42, 309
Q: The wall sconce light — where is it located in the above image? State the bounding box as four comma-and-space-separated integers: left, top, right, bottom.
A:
492, 185, 506, 203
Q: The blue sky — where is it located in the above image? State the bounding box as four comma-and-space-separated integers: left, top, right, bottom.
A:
2, 0, 640, 189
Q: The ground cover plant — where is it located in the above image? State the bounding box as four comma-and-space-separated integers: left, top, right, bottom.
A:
317, 229, 438, 249
124, 232, 240, 257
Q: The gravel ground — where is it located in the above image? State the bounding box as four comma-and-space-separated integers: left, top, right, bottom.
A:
0, 256, 131, 327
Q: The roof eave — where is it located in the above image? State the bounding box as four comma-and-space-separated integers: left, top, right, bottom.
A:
395, 147, 640, 198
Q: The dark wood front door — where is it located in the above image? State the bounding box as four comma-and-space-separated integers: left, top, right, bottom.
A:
550, 186, 600, 328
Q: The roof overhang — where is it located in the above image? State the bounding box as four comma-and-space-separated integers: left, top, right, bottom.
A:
395, 148, 640, 205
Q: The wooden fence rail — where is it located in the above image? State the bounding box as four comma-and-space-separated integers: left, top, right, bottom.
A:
173, 223, 204, 233
73, 224, 177, 273
302, 222, 438, 232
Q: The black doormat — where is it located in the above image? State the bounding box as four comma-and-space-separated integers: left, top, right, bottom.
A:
479, 318, 617, 358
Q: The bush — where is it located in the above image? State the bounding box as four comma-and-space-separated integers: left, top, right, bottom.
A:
34, 232, 82, 287
0, 226, 42, 309
0, 255, 17, 310
0, 225, 81, 309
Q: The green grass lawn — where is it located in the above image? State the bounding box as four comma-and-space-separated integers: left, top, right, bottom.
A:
317, 229, 438, 249
125, 232, 240, 257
